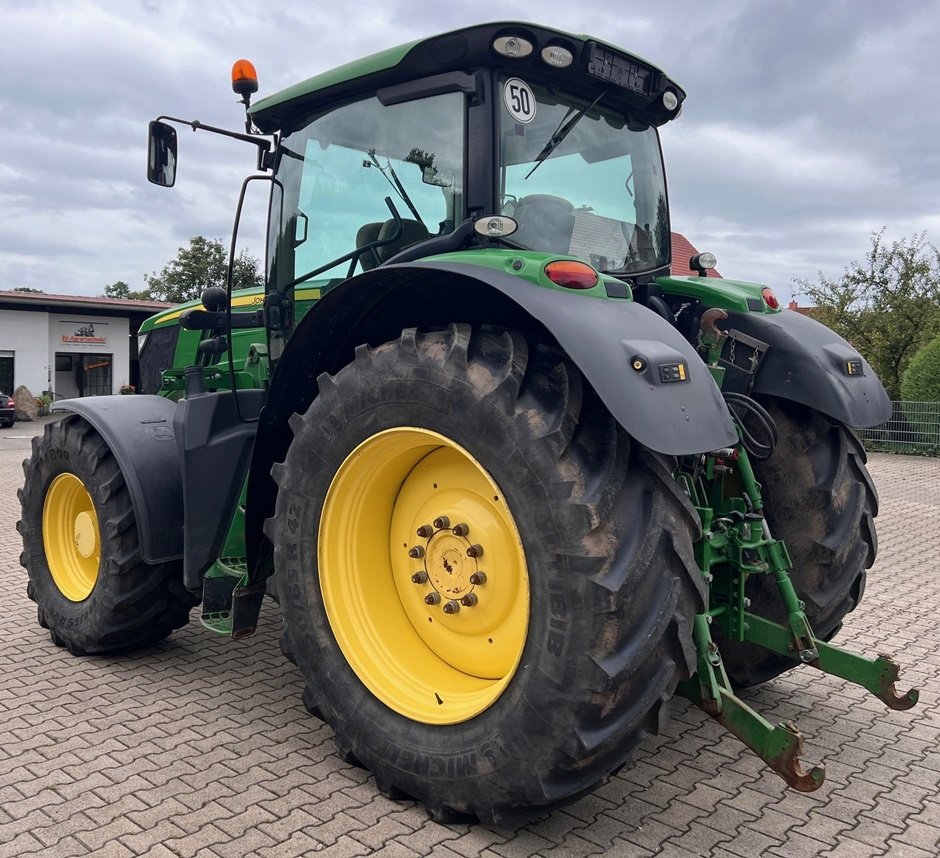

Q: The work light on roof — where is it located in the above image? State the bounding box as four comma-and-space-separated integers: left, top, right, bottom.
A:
662, 90, 679, 111
493, 36, 534, 58
541, 45, 574, 68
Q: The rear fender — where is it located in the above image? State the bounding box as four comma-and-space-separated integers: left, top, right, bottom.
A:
246, 261, 737, 573
725, 310, 891, 428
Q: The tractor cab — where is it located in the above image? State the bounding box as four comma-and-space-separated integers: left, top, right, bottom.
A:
248, 24, 684, 355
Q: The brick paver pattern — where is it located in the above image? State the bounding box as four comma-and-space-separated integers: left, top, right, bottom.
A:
1, 417, 938, 857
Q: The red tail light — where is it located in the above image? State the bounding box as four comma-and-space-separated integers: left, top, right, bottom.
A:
544, 260, 598, 290
761, 287, 780, 310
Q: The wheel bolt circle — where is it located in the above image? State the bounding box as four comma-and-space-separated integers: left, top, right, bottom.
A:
460, 593, 477, 607
443, 600, 460, 614
416, 524, 434, 538
452, 522, 469, 537
467, 544, 484, 558
433, 515, 451, 530
469, 571, 487, 586
424, 592, 441, 605
408, 546, 425, 559
411, 571, 428, 584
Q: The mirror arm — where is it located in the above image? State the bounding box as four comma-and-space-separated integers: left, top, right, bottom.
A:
154, 115, 273, 156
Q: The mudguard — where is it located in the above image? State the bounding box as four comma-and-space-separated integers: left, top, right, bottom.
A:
173, 388, 263, 589
268, 260, 739, 456
725, 310, 891, 428
246, 261, 739, 575
51, 395, 183, 563
468, 270, 739, 454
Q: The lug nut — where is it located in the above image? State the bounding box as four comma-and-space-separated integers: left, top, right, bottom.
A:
433, 515, 450, 529
452, 523, 469, 537
442, 600, 460, 614
460, 593, 478, 607
416, 524, 434, 538
411, 571, 428, 584
424, 592, 441, 605
467, 544, 484, 558
469, 571, 487, 585
408, 546, 425, 559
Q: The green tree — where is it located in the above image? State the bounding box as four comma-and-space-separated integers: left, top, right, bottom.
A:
901, 335, 940, 402
796, 230, 940, 399
13, 286, 44, 293
145, 236, 264, 304
102, 280, 153, 301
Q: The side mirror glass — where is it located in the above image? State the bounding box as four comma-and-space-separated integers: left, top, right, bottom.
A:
147, 120, 177, 187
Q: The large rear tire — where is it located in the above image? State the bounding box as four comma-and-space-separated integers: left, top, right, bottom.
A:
271, 324, 704, 823
19, 416, 195, 655
719, 397, 877, 686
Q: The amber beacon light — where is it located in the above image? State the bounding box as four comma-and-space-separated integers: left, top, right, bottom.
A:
232, 59, 259, 99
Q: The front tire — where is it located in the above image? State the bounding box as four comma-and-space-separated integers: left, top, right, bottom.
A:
272, 324, 704, 822
18, 416, 196, 655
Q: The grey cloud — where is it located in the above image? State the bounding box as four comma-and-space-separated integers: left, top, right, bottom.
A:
2, 0, 938, 300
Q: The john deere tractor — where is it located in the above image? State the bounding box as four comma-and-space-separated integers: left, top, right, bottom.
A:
20, 22, 918, 823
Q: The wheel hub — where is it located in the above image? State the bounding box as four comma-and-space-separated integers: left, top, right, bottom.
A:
318, 427, 529, 724
424, 526, 477, 599
42, 472, 100, 602
73, 511, 97, 559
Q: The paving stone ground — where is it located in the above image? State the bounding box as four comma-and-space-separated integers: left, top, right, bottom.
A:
1, 415, 938, 857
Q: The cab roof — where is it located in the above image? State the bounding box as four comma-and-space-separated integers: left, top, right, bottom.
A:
249, 21, 683, 135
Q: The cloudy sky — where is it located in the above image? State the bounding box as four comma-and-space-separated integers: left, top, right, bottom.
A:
3, 0, 939, 302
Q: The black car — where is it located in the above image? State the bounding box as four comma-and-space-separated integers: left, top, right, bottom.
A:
0, 393, 15, 428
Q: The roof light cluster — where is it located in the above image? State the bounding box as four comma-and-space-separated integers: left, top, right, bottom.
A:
493, 35, 574, 69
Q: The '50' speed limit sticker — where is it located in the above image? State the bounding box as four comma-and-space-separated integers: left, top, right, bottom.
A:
503, 78, 536, 124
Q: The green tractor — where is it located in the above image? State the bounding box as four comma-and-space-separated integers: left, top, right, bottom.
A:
20, 22, 917, 823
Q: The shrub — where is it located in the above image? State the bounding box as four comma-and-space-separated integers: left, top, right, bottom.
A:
901, 335, 940, 403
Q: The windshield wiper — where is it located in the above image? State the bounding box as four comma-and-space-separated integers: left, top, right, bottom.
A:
524, 90, 607, 180
367, 149, 425, 225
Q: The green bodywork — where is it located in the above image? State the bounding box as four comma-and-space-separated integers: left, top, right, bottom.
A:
658, 274, 780, 314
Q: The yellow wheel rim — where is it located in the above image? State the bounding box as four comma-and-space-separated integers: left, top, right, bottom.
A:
42, 473, 100, 602
319, 428, 529, 724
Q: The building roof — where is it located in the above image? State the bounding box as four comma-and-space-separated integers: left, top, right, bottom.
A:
670, 233, 722, 277
0, 290, 171, 316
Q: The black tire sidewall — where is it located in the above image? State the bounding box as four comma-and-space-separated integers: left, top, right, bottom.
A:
22, 424, 116, 641
278, 366, 602, 807
274, 329, 699, 818
21, 418, 192, 653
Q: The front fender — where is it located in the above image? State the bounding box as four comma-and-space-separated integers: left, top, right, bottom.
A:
51, 395, 183, 563
725, 310, 891, 428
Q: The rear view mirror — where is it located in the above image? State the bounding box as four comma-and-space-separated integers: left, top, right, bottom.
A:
147, 120, 178, 187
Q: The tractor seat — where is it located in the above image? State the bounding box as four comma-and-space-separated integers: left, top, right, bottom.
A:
356, 218, 430, 271
510, 195, 575, 254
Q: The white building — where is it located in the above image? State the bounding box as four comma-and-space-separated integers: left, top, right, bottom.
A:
0, 291, 171, 399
